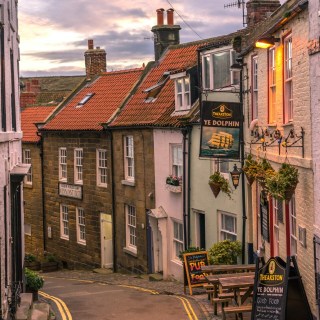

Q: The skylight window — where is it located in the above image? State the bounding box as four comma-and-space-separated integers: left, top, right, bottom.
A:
76, 93, 94, 107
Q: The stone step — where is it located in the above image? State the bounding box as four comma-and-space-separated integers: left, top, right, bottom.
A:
30, 302, 50, 320
15, 293, 33, 320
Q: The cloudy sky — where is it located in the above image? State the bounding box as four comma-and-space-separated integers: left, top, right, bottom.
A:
18, 0, 283, 77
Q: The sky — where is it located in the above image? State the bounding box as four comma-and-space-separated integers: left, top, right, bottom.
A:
18, 0, 284, 77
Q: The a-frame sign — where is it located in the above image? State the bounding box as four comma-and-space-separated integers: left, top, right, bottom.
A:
251, 256, 313, 320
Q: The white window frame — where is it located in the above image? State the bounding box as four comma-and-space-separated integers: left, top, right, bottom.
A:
174, 75, 191, 111
171, 144, 183, 179
60, 204, 69, 240
284, 35, 293, 123
23, 149, 32, 184
74, 148, 83, 185
289, 196, 297, 256
124, 136, 134, 182
125, 204, 137, 254
59, 147, 67, 182
273, 198, 280, 256
213, 159, 230, 180
97, 149, 107, 187
252, 55, 258, 120
219, 211, 237, 241
201, 47, 239, 91
24, 223, 31, 236
173, 220, 184, 261
268, 47, 276, 123
76, 207, 86, 245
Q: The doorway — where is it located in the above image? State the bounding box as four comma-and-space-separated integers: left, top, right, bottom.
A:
100, 213, 113, 268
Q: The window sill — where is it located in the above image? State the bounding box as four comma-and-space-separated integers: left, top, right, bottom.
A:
282, 121, 294, 128
267, 123, 277, 128
97, 183, 108, 188
165, 184, 182, 193
60, 236, 69, 241
171, 258, 183, 267
77, 241, 86, 246
23, 183, 33, 189
123, 247, 137, 257
121, 180, 135, 187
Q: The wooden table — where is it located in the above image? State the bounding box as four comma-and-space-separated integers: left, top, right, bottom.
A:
201, 264, 256, 274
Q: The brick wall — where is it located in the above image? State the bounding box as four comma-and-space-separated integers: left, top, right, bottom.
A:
112, 128, 155, 274
42, 131, 112, 269
84, 41, 107, 80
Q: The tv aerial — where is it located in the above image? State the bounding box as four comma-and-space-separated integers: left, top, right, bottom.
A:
224, 0, 247, 27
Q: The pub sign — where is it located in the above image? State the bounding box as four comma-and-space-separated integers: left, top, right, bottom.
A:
200, 101, 241, 159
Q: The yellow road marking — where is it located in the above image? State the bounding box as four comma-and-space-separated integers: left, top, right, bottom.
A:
39, 291, 72, 320
119, 284, 159, 295
176, 296, 199, 320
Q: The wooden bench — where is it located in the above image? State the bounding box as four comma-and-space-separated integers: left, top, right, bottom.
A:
222, 305, 252, 320
203, 283, 215, 300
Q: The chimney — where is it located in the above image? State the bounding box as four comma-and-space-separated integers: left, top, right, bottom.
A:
157, 8, 164, 26
84, 39, 107, 80
151, 8, 181, 61
246, 0, 281, 27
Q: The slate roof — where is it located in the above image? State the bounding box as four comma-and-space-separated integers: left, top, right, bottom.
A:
21, 106, 57, 143
20, 76, 85, 106
42, 68, 144, 131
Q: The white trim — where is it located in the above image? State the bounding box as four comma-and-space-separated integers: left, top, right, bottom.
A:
22, 148, 32, 185
219, 211, 237, 241
59, 147, 67, 182
76, 207, 86, 245
74, 148, 83, 185
124, 136, 135, 182
96, 149, 108, 187
60, 204, 69, 240
172, 219, 183, 262
124, 204, 137, 254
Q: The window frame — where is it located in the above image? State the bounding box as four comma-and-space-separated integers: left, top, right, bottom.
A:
268, 47, 276, 123
124, 136, 135, 182
74, 148, 83, 185
172, 220, 184, 262
272, 198, 280, 256
60, 204, 69, 240
125, 204, 137, 254
171, 144, 183, 179
59, 147, 67, 182
22, 148, 32, 185
76, 207, 86, 245
201, 47, 239, 91
97, 149, 107, 187
251, 55, 258, 120
289, 196, 297, 256
284, 34, 293, 123
219, 211, 237, 241
174, 75, 191, 111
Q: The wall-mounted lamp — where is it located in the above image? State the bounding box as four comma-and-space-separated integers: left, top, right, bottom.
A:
255, 36, 280, 49
230, 164, 242, 189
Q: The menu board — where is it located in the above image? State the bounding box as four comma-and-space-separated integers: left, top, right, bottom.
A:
183, 251, 208, 295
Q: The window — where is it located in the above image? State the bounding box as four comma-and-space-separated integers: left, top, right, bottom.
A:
59, 148, 67, 181
202, 48, 239, 90
125, 204, 137, 253
175, 76, 190, 110
97, 149, 107, 187
214, 159, 230, 180
76, 93, 94, 107
74, 148, 83, 184
22, 149, 32, 184
171, 144, 183, 178
60, 204, 69, 240
284, 35, 293, 123
124, 136, 134, 181
268, 47, 276, 123
24, 224, 31, 236
289, 196, 297, 256
252, 55, 258, 120
273, 198, 280, 256
173, 220, 184, 260
76, 207, 86, 245
220, 212, 237, 241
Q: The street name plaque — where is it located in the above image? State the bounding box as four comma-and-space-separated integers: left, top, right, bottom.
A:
59, 182, 83, 199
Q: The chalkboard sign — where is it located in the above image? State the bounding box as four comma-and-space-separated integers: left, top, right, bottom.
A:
183, 251, 209, 295
252, 256, 313, 320
260, 191, 269, 242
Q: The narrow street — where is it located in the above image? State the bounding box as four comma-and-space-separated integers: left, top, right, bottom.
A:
40, 272, 208, 320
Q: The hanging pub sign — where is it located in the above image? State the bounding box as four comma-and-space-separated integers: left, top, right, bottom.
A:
183, 251, 209, 295
200, 101, 241, 159
252, 256, 313, 320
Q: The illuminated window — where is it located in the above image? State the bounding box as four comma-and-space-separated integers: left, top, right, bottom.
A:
284, 35, 293, 123
268, 47, 276, 123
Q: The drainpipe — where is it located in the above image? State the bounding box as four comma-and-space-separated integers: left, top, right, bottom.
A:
182, 127, 188, 249
187, 126, 192, 248
36, 132, 47, 251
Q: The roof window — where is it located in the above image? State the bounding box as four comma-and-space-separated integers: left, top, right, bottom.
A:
76, 93, 94, 108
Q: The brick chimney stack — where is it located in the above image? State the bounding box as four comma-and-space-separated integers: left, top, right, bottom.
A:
151, 8, 181, 61
84, 39, 107, 80
246, 0, 281, 27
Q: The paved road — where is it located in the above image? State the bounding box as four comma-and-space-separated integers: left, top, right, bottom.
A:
41, 275, 206, 320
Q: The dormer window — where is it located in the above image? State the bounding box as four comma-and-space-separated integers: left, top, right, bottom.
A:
76, 93, 94, 107
201, 47, 239, 90
170, 71, 191, 112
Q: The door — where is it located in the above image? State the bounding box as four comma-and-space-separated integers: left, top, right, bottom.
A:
100, 213, 113, 268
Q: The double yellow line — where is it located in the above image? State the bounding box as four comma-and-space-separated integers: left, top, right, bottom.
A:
39, 291, 73, 320
174, 296, 199, 320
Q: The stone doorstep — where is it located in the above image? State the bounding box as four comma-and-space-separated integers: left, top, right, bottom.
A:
30, 303, 50, 320
16, 293, 33, 320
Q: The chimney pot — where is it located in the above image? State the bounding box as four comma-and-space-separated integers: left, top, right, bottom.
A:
88, 39, 94, 50
156, 8, 165, 26
167, 8, 174, 25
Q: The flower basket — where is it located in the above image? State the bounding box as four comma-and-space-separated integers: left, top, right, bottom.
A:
209, 182, 221, 198
245, 173, 255, 186
284, 186, 296, 201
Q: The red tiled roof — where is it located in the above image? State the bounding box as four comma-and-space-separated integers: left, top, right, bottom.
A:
42, 68, 144, 131
110, 43, 202, 128
21, 106, 57, 143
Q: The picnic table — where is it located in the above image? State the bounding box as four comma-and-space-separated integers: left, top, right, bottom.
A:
201, 263, 256, 274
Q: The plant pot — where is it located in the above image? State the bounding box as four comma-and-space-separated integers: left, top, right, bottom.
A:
41, 261, 58, 272
245, 173, 255, 186
209, 183, 221, 198
25, 261, 41, 271
284, 186, 296, 201
26, 287, 39, 301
